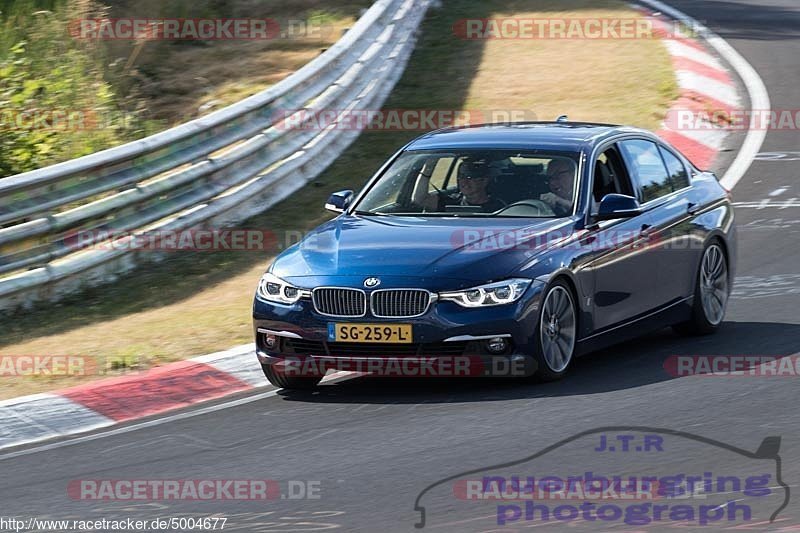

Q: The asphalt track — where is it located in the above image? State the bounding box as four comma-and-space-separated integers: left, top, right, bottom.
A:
1, 1, 798, 531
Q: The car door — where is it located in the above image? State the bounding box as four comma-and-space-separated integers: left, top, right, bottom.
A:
581, 143, 658, 331
617, 139, 698, 307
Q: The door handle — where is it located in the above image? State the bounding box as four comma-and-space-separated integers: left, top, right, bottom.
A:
687, 202, 700, 215
640, 224, 652, 240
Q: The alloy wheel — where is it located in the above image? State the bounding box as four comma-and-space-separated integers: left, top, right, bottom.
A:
540, 285, 576, 373
700, 244, 729, 326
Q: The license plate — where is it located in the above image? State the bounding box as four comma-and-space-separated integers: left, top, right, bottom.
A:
328, 323, 413, 343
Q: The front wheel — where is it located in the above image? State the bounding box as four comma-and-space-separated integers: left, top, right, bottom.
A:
261, 363, 322, 389
533, 280, 577, 381
674, 241, 729, 335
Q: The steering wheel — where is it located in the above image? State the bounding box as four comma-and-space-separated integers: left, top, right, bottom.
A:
494, 199, 555, 216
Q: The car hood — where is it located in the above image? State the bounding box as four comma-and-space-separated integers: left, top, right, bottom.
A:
271, 214, 574, 283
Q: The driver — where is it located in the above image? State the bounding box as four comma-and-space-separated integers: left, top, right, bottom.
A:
440, 160, 506, 213
540, 159, 576, 216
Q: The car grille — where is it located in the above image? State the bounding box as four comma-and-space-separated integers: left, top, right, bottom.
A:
312, 288, 432, 318
371, 289, 431, 318
283, 339, 469, 357
312, 288, 366, 317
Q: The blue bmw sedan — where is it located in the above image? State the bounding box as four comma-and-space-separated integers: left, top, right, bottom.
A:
253, 122, 736, 389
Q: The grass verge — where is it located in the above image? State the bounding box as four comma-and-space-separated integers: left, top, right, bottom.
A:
0, 0, 678, 398
110, 0, 371, 124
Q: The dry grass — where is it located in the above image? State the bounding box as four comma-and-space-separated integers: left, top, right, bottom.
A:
453, 3, 676, 128
106, 0, 368, 124
0, 0, 677, 399
133, 32, 354, 123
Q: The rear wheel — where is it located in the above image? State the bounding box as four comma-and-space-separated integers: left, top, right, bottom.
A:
674, 241, 729, 335
534, 280, 577, 381
261, 363, 322, 389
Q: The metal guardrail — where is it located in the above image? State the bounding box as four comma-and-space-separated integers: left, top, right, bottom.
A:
0, 0, 430, 313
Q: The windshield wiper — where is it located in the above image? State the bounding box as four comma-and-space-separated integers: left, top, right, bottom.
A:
352, 210, 394, 216
384, 212, 478, 218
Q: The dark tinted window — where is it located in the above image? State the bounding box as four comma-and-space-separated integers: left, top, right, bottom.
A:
592, 146, 634, 206
618, 139, 672, 203
658, 146, 690, 190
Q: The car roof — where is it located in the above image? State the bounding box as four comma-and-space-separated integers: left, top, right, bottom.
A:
405, 122, 649, 152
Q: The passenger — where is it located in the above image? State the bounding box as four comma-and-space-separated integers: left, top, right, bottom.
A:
540, 159, 576, 216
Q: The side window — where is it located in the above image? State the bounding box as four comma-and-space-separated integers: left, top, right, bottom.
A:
658, 146, 690, 190
618, 139, 673, 203
592, 145, 634, 206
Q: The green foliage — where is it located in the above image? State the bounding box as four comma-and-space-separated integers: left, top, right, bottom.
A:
0, 0, 147, 177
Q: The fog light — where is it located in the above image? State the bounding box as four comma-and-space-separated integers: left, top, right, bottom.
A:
264, 334, 278, 349
486, 337, 508, 354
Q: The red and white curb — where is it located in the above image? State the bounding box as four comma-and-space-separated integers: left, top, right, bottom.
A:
632, 3, 743, 171
0, 345, 256, 450
0, 345, 359, 451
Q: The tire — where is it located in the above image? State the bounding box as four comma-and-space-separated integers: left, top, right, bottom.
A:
673, 240, 730, 336
261, 363, 322, 389
533, 279, 578, 381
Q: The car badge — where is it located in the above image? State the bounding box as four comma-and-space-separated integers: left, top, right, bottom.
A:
364, 277, 381, 288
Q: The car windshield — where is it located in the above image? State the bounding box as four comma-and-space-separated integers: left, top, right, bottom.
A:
353, 149, 581, 217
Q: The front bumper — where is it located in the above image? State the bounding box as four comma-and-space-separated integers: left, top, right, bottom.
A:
252, 278, 545, 378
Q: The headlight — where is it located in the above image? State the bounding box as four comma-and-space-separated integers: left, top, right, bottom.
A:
439, 278, 532, 307
256, 272, 303, 304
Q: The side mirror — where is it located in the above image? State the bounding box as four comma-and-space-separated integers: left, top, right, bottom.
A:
325, 190, 354, 213
595, 193, 642, 220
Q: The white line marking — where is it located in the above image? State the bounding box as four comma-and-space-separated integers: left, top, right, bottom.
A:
733, 201, 800, 209
712, 498, 746, 511
755, 151, 800, 162
769, 187, 788, 197
638, 0, 771, 189
0, 394, 115, 450
0, 392, 56, 408
0, 388, 279, 461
